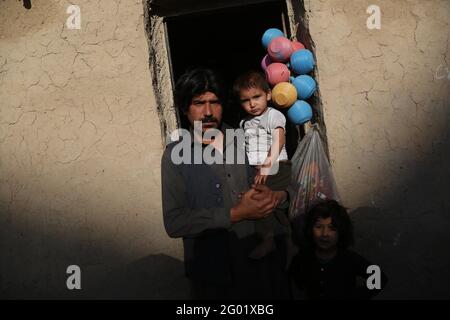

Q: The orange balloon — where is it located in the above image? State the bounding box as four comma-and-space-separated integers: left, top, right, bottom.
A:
272, 82, 297, 108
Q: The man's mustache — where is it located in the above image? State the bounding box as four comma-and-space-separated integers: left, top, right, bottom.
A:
201, 117, 218, 124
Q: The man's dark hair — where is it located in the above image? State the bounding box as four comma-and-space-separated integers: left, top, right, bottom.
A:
304, 200, 354, 249
232, 70, 270, 98
174, 68, 227, 114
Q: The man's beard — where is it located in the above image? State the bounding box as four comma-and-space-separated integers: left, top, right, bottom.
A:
201, 116, 219, 129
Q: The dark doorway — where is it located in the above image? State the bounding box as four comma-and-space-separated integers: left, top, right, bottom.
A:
165, 0, 299, 157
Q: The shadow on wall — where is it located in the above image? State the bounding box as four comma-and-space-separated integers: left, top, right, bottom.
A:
350, 123, 450, 299
1, 125, 448, 299
0, 236, 190, 300
0, 212, 189, 299
84, 254, 191, 299
1, 112, 448, 299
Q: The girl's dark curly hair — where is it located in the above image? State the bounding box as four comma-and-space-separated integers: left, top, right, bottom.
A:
304, 200, 354, 249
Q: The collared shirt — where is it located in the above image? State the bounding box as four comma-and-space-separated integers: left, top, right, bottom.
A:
161, 123, 255, 239
162, 123, 291, 284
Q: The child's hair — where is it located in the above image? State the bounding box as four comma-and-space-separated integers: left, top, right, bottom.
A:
233, 71, 270, 98
304, 200, 354, 249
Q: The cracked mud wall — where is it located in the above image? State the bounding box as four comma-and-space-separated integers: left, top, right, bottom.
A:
1, 0, 449, 299
0, 0, 184, 298
303, 0, 450, 298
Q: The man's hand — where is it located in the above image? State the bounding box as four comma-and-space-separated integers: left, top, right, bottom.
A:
251, 184, 286, 207
230, 184, 288, 223
231, 186, 278, 223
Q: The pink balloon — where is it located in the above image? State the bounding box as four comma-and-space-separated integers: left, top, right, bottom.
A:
265, 63, 291, 87
261, 54, 273, 71
267, 36, 294, 62
292, 40, 305, 52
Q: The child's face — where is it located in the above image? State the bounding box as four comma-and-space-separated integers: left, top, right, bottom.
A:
312, 217, 339, 251
239, 87, 271, 116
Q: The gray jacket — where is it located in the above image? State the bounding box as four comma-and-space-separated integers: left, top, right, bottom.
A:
161, 123, 287, 284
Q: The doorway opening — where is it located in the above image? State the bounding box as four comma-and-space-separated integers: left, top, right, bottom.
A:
163, 1, 299, 157
144, 0, 330, 157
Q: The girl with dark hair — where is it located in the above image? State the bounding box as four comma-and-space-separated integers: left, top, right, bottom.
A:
289, 200, 388, 299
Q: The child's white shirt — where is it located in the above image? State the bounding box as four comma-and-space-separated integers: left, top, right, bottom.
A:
239, 107, 289, 166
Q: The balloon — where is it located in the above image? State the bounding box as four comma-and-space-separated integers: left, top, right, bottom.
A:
290, 49, 315, 75
292, 40, 305, 52
290, 75, 317, 100
261, 54, 273, 71
265, 63, 290, 86
287, 100, 313, 124
267, 36, 294, 62
261, 28, 285, 49
272, 82, 297, 108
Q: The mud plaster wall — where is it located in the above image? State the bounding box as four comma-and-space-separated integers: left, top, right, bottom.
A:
0, 0, 449, 299
0, 0, 184, 298
302, 0, 450, 298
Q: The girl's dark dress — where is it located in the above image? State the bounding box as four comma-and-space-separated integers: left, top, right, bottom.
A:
289, 248, 388, 299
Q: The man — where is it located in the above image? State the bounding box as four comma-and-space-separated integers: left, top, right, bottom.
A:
161, 68, 291, 299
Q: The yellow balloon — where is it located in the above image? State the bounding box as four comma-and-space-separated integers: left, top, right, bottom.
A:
272, 82, 297, 108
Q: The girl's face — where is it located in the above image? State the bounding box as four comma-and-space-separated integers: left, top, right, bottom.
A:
312, 217, 339, 251
239, 87, 271, 116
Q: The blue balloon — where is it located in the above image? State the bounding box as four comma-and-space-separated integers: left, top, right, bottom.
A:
290, 49, 315, 75
290, 75, 317, 100
262, 28, 284, 49
287, 100, 313, 124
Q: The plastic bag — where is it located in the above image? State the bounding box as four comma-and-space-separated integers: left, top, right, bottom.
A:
288, 125, 340, 232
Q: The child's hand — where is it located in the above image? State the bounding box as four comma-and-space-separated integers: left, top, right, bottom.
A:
254, 173, 268, 185
261, 157, 272, 168
259, 158, 272, 176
